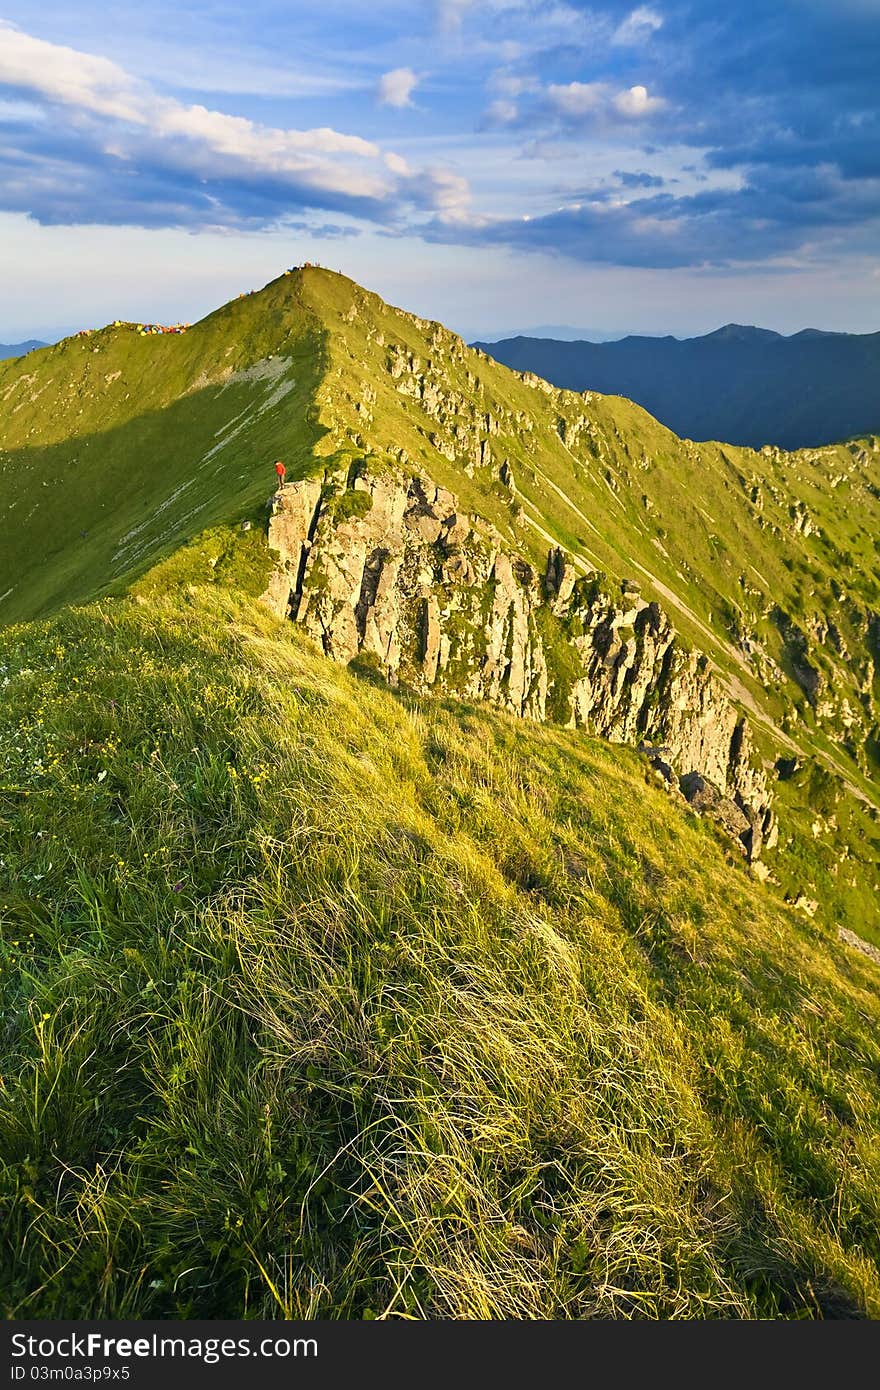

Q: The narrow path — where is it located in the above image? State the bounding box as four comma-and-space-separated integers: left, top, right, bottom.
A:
520, 507, 598, 574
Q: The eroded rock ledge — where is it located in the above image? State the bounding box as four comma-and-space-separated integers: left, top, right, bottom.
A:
261, 466, 775, 859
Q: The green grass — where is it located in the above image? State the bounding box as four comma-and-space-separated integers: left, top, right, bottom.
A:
0, 267, 877, 1318
0, 273, 327, 624
1, 583, 879, 1319
291, 269, 880, 936
1, 267, 877, 937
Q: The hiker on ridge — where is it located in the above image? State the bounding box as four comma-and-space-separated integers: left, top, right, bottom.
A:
274, 460, 286, 488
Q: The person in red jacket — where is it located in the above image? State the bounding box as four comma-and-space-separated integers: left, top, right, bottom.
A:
274, 460, 286, 487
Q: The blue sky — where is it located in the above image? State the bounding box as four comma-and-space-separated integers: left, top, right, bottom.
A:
0, 0, 878, 340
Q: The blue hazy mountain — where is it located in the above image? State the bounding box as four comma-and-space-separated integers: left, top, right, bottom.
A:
471, 324, 880, 449
0, 340, 47, 361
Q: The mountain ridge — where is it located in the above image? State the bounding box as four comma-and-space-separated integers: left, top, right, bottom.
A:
2, 265, 880, 1320
0, 339, 47, 361
1, 266, 878, 943
472, 324, 880, 449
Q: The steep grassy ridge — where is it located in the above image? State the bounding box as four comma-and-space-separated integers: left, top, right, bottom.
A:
292, 271, 880, 938
0, 267, 877, 932
1, 582, 879, 1318
0, 277, 326, 623
304, 272, 879, 765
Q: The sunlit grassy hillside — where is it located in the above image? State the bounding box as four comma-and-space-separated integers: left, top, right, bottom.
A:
2, 267, 876, 941
0, 275, 325, 623
1, 581, 879, 1319
1, 270, 878, 1319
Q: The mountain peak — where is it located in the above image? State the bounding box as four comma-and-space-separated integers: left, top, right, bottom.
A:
477, 319, 880, 449
702, 323, 783, 342
3, 256, 880, 1327
0, 338, 47, 361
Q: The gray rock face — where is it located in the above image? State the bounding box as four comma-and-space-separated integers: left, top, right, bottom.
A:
262, 467, 548, 719
262, 465, 774, 855
680, 771, 752, 851
838, 926, 880, 967
260, 479, 323, 620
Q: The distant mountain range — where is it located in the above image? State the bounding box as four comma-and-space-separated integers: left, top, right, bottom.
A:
471, 323, 880, 450
0, 340, 46, 360
468, 324, 617, 342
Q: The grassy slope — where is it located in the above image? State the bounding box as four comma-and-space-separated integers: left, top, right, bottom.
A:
297, 270, 880, 939
303, 271, 879, 765
0, 268, 877, 940
0, 276, 327, 623
1, 580, 879, 1319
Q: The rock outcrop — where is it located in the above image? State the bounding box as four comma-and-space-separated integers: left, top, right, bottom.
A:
262, 465, 775, 857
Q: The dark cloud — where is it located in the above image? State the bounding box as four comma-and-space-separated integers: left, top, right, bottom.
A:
426, 165, 880, 270
285, 220, 362, 239
460, 0, 880, 269
614, 169, 665, 189
634, 1, 879, 186
1, 2, 878, 273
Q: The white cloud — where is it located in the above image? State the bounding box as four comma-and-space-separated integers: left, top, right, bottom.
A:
377, 67, 420, 109
489, 70, 540, 99
424, 167, 473, 222
613, 6, 664, 46
484, 99, 519, 126
399, 164, 476, 226
0, 20, 477, 228
0, 20, 397, 207
0, 23, 147, 124
548, 80, 665, 123
154, 104, 379, 161
384, 151, 413, 176
613, 85, 666, 118
547, 81, 607, 117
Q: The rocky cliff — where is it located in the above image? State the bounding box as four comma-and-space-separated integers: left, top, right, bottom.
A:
261, 464, 775, 860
